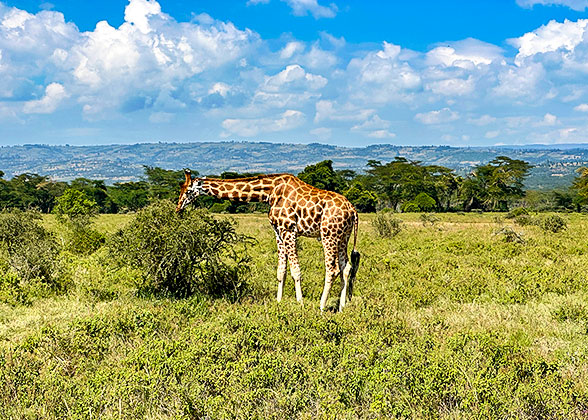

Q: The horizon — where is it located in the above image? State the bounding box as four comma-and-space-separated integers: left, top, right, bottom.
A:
1, 1, 588, 147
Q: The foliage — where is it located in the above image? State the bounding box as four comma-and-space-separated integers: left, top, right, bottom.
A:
108, 201, 251, 299
108, 181, 150, 212
298, 160, 348, 193
0, 210, 62, 303
420, 213, 441, 226
460, 156, 532, 211
364, 157, 459, 211
5, 212, 588, 418
539, 214, 567, 233
514, 215, 536, 226
53, 189, 105, 254
143, 166, 188, 201
402, 192, 437, 212
343, 183, 377, 212
372, 212, 402, 237
494, 226, 525, 244
506, 207, 529, 219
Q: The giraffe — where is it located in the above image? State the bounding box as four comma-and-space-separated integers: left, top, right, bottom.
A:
176, 170, 360, 311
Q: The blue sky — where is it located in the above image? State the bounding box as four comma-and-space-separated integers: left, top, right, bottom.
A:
1, 0, 588, 146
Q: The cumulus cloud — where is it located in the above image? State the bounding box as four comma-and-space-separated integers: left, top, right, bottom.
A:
511, 18, 588, 63
23, 82, 67, 113
414, 108, 459, 125
426, 38, 503, 69
247, 0, 337, 18
574, 103, 588, 111
221, 109, 305, 136
283, 0, 337, 18
367, 130, 396, 139
516, 0, 588, 11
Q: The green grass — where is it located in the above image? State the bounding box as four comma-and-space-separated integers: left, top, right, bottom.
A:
2, 212, 588, 418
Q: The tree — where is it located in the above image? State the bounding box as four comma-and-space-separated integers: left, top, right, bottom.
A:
460, 156, 532, 211
144, 166, 189, 201
343, 183, 378, 212
69, 178, 114, 213
363, 157, 460, 211
108, 181, 150, 212
298, 160, 347, 193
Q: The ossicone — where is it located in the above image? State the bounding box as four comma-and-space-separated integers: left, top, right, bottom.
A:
184, 169, 192, 184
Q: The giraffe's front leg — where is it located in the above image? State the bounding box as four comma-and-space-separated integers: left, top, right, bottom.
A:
282, 230, 303, 303
275, 232, 287, 302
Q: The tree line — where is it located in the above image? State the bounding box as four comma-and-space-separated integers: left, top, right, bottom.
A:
2, 156, 588, 213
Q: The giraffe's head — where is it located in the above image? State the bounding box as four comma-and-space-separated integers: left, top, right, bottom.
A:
176, 169, 205, 212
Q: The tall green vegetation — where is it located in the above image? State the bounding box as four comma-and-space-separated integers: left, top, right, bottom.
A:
460, 156, 532, 211
53, 189, 105, 254
108, 201, 251, 299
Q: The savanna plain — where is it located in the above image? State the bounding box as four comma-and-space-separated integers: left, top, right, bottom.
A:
2, 211, 588, 419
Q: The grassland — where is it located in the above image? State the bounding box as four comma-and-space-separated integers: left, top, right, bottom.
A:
2, 212, 588, 419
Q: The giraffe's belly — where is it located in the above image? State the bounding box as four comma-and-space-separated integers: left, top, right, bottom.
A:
296, 220, 321, 238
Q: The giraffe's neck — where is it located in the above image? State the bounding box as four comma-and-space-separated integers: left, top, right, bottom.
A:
201, 177, 276, 203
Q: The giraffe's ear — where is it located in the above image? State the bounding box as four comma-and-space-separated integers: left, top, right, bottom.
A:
184, 169, 192, 185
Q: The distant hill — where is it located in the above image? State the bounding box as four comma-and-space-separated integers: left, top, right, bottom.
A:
1, 141, 588, 190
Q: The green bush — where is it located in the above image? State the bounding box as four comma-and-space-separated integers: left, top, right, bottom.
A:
514, 214, 536, 226
420, 213, 441, 226
108, 201, 251, 299
401, 202, 420, 212
540, 214, 567, 233
0, 210, 63, 303
372, 212, 402, 238
506, 207, 529, 219
53, 189, 104, 254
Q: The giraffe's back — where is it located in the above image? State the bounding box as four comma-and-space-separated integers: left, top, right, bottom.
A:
268, 175, 357, 238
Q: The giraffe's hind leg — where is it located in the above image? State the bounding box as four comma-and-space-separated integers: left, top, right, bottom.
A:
320, 236, 340, 312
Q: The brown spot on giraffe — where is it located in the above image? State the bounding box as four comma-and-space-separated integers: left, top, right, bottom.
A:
177, 171, 360, 311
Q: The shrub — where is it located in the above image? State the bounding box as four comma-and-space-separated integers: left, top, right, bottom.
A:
494, 227, 525, 244
53, 189, 104, 254
514, 215, 536, 227
108, 201, 251, 300
540, 215, 567, 233
413, 192, 437, 212
401, 202, 420, 212
372, 212, 402, 238
0, 210, 62, 303
420, 213, 441, 226
506, 207, 529, 219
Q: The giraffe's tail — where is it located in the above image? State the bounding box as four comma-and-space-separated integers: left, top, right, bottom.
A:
348, 212, 360, 299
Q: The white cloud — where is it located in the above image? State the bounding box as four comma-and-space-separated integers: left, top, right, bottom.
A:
541, 112, 558, 125
511, 18, 588, 63
368, 130, 396, 139
23, 82, 66, 113
283, 0, 337, 18
351, 114, 390, 131
425, 76, 475, 96
279, 41, 305, 59
248, 0, 337, 18
124, 0, 163, 34
262, 64, 327, 92
414, 108, 459, 125
516, 0, 588, 11
574, 103, 588, 111
221, 109, 305, 136
310, 126, 331, 139
485, 130, 500, 139
468, 114, 496, 126
426, 38, 503, 68
347, 41, 421, 103
314, 100, 375, 123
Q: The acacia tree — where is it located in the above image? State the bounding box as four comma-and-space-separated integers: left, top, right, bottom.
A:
298, 160, 348, 193
460, 156, 532, 211
363, 158, 460, 211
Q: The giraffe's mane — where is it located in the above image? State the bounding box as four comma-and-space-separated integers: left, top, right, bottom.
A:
199, 173, 294, 182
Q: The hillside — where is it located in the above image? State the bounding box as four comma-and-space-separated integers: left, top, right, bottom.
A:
1, 142, 588, 189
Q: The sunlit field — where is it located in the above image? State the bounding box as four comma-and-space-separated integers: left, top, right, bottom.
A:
2, 212, 588, 419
